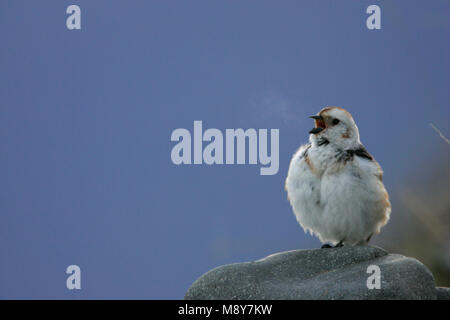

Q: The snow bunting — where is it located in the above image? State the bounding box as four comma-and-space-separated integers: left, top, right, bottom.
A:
285, 107, 391, 247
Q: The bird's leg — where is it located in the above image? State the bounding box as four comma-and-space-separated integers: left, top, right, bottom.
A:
334, 240, 344, 248
366, 234, 373, 244
321, 244, 332, 249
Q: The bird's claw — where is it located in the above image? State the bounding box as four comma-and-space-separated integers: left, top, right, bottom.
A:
321, 241, 344, 249
335, 241, 344, 248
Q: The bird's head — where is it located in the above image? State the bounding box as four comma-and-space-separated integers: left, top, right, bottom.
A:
309, 107, 360, 149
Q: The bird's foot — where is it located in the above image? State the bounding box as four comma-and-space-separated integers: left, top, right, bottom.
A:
321, 241, 344, 249
334, 241, 344, 248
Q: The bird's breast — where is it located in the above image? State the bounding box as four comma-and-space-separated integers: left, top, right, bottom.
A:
307, 146, 348, 177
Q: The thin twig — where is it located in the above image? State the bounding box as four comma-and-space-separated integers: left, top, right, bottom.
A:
429, 123, 450, 145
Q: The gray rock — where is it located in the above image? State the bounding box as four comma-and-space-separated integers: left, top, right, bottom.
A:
185, 246, 440, 300
436, 287, 450, 300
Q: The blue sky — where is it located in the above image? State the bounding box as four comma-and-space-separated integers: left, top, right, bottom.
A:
0, 1, 448, 298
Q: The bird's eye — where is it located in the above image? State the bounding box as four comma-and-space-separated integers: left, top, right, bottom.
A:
332, 118, 340, 125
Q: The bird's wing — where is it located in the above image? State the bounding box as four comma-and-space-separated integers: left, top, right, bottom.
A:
350, 144, 383, 181
353, 144, 373, 161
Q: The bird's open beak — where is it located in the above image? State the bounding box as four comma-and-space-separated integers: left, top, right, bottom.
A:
309, 115, 325, 134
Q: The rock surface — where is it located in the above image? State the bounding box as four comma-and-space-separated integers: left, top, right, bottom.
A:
436, 287, 450, 300
185, 246, 445, 300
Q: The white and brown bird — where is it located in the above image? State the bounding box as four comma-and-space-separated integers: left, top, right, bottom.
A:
285, 107, 391, 248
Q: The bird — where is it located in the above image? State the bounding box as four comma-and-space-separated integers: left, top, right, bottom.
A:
285, 106, 391, 248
